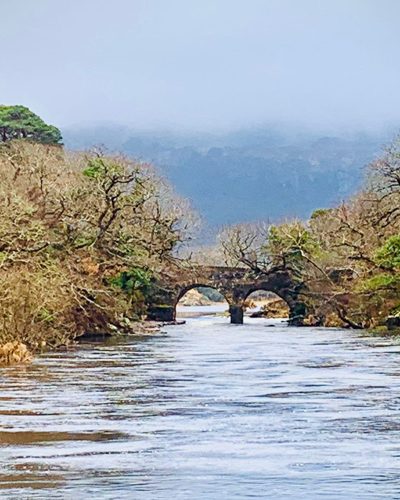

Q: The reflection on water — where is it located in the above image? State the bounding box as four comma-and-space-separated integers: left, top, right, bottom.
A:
1, 312, 400, 499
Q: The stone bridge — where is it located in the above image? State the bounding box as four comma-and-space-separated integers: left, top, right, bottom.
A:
146, 265, 306, 324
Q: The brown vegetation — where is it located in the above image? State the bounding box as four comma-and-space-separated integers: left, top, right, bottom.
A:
211, 136, 400, 329
0, 141, 195, 352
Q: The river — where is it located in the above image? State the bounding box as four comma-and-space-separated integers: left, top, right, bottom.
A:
1, 309, 400, 499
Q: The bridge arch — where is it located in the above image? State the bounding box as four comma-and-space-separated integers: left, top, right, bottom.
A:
146, 265, 308, 325
175, 284, 228, 307
240, 285, 305, 323
244, 286, 289, 303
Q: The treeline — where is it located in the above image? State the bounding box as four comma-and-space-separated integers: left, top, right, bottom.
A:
0, 139, 195, 350
209, 136, 400, 330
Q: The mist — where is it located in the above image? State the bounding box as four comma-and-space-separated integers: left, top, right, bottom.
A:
2, 0, 400, 133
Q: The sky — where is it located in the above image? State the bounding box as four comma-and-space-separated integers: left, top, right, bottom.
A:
2, 0, 400, 132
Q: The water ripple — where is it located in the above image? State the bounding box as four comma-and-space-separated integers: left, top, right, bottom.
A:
0, 315, 400, 499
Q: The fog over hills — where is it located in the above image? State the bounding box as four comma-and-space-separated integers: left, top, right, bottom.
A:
63, 125, 396, 227
5, 0, 400, 230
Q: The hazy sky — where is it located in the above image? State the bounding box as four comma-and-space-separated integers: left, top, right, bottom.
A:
2, 0, 400, 131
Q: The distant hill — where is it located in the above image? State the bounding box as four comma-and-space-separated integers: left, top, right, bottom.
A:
62, 125, 394, 227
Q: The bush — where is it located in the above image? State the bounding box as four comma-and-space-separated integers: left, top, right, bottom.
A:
197, 286, 225, 302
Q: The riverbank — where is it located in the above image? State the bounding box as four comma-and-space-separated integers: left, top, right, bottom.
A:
0, 319, 171, 366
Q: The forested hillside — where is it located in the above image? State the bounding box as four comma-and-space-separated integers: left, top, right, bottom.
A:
63, 125, 393, 226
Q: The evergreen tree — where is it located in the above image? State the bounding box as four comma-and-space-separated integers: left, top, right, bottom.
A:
0, 105, 62, 144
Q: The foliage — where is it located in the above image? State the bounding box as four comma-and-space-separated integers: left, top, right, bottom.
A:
197, 286, 225, 302
0, 105, 62, 144
0, 141, 196, 348
310, 208, 330, 219
358, 274, 398, 293
375, 234, 400, 269
110, 268, 152, 294
267, 222, 318, 267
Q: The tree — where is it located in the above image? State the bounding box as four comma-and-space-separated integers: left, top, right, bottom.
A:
0, 105, 62, 145
0, 141, 197, 348
217, 222, 271, 271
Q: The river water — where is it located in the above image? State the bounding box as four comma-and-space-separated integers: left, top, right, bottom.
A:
1, 311, 400, 499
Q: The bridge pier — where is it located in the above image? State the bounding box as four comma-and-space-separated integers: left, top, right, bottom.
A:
229, 305, 244, 324
147, 305, 175, 322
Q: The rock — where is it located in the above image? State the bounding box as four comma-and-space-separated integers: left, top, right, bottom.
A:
323, 313, 347, 328
147, 306, 175, 322
161, 320, 186, 326
251, 298, 290, 319
302, 315, 322, 326
0, 342, 33, 365
386, 315, 400, 330
250, 310, 266, 318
